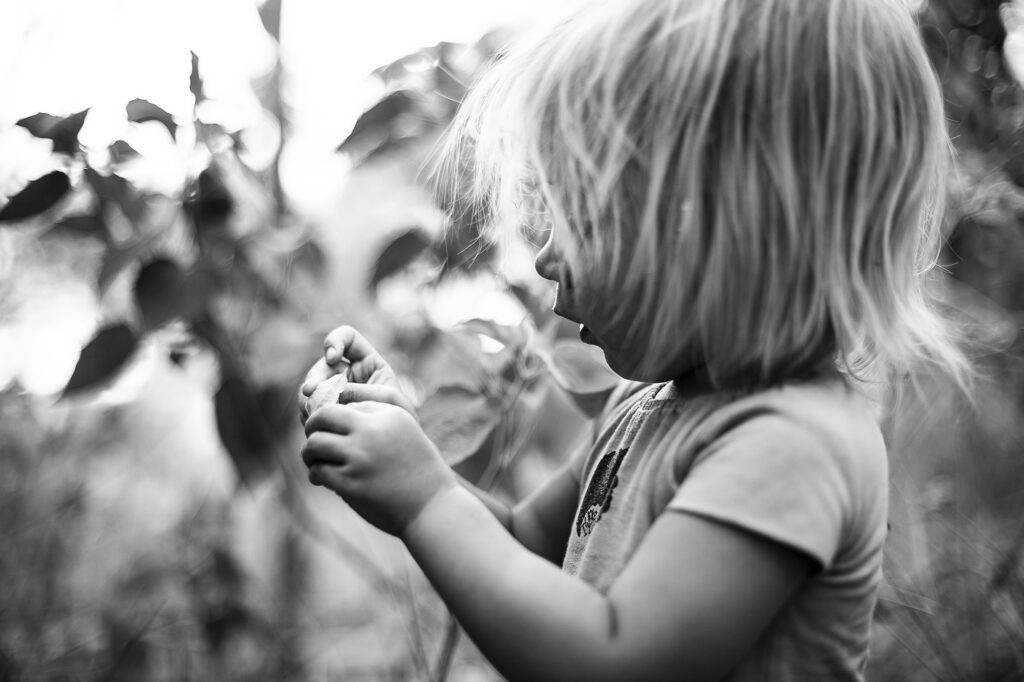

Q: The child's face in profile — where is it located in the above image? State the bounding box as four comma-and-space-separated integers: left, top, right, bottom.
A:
534, 225, 694, 382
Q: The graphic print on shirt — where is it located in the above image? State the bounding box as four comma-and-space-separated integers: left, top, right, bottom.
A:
575, 447, 629, 538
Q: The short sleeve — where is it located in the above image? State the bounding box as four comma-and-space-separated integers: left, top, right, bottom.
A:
668, 415, 854, 570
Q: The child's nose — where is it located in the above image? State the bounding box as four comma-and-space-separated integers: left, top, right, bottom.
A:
534, 234, 560, 283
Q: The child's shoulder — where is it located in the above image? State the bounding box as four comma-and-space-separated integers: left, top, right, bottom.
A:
598, 375, 886, 469
690, 377, 888, 490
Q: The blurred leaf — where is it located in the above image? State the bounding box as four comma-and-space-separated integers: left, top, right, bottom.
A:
434, 43, 471, 105
98, 237, 159, 293
458, 318, 531, 351
185, 167, 233, 231
189, 50, 205, 102
337, 90, 421, 156
372, 46, 439, 84
257, 382, 301, 436
545, 340, 619, 417
48, 214, 108, 241
135, 258, 186, 330
508, 282, 548, 322
16, 109, 89, 155
203, 601, 251, 653
410, 327, 492, 394
109, 139, 140, 163
419, 384, 501, 465
15, 112, 62, 137
61, 323, 138, 398
370, 228, 432, 289
289, 238, 326, 278
83, 166, 126, 200
134, 258, 210, 330
214, 374, 276, 487
126, 98, 177, 139
258, 0, 282, 40
83, 167, 147, 223
0, 171, 71, 223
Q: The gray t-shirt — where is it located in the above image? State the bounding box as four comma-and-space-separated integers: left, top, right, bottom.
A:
563, 377, 888, 681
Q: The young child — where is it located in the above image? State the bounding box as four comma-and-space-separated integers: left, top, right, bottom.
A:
298, 0, 969, 679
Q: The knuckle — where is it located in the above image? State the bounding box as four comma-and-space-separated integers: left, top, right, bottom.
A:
306, 431, 330, 452
300, 441, 316, 467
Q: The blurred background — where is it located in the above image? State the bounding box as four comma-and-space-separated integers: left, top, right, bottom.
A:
0, 0, 1022, 680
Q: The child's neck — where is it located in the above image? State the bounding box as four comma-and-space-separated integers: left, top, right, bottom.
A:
658, 367, 714, 400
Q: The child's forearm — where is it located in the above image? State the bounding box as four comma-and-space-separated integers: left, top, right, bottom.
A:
454, 471, 575, 565
455, 473, 513, 530
402, 486, 619, 682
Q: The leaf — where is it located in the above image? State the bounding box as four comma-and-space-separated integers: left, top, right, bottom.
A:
547, 340, 619, 394
507, 282, 547, 322
371, 46, 439, 84
214, 374, 276, 487
458, 318, 530, 351
336, 90, 420, 155
418, 384, 501, 465
15, 112, 62, 137
16, 109, 89, 155
369, 228, 432, 289
61, 323, 139, 398
109, 139, 140, 163
98, 237, 159, 293
135, 258, 206, 330
545, 340, 620, 417
189, 51, 205, 102
184, 167, 233, 231
47, 215, 108, 240
83, 167, 147, 223
289, 238, 326, 278
126, 98, 177, 139
0, 171, 71, 223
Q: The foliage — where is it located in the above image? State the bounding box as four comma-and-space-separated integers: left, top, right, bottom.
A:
1, 59, 324, 488
2, 0, 1024, 679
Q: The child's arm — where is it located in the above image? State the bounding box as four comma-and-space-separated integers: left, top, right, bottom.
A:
404, 487, 812, 682
302, 402, 813, 682
299, 325, 578, 564
455, 462, 579, 565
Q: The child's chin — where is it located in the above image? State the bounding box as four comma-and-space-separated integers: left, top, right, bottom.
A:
607, 352, 696, 385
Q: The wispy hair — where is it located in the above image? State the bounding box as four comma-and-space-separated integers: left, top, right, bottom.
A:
434, 0, 971, 393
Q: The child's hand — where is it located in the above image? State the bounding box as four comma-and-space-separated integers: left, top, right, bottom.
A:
301, 401, 457, 536
298, 325, 415, 423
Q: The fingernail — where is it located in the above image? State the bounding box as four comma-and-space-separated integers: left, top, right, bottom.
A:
326, 347, 338, 362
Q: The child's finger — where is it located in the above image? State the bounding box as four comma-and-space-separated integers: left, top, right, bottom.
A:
308, 462, 344, 488
301, 432, 348, 468
304, 403, 358, 438
337, 383, 414, 413
323, 325, 380, 366
301, 358, 332, 396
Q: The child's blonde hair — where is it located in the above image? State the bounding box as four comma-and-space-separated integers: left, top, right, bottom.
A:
435, 0, 970, 392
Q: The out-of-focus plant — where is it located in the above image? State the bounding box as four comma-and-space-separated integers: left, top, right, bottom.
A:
864, 2, 1024, 680
0, 19, 333, 675
1, 57, 324, 487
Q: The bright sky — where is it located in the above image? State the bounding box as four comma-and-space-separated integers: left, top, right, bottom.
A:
0, 0, 569, 395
